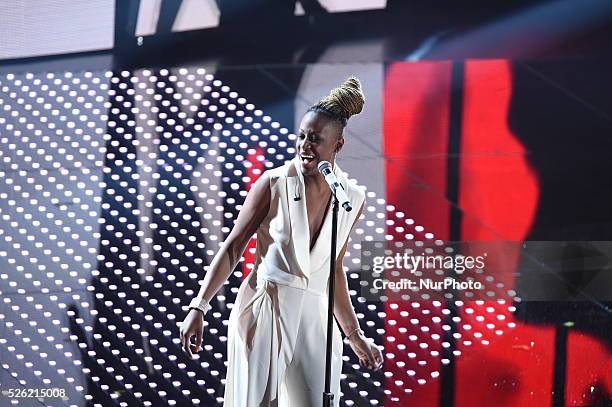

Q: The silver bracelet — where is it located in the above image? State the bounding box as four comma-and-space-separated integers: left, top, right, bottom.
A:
347, 327, 364, 340
188, 297, 212, 316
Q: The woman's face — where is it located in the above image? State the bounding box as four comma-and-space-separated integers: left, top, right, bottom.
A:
296, 111, 344, 176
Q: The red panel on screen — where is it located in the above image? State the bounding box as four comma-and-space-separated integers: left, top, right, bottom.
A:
455, 60, 549, 407
383, 61, 453, 239
381, 59, 606, 407
459, 59, 538, 243
565, 331, 612, 405
383, 61, 452, 406
454, 324, 556, 406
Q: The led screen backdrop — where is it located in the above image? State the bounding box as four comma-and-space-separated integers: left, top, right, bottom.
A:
1, 59, 611, 406
0, 1, 114, 60
0, 66, 389, 406
134, 0, 388, 37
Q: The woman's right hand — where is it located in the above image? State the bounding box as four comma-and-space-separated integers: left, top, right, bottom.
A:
179, 309, 205, 359
349, 331, 383, 371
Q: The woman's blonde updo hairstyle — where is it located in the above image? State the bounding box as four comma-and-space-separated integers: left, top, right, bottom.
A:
307, 76, 365, 127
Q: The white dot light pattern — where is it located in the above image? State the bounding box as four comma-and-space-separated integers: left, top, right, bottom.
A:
0, 67, 516, 406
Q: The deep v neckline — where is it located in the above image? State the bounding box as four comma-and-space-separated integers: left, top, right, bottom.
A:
307, 190, 333, 253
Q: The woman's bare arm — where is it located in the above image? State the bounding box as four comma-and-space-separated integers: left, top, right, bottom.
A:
333, 201, 364, 336
192, 172, 271, 304
333, 200, 382, 371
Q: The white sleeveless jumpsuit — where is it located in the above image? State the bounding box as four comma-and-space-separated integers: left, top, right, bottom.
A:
223, 157, 365, 407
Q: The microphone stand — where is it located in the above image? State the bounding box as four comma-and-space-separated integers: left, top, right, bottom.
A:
322, 195, 339, 407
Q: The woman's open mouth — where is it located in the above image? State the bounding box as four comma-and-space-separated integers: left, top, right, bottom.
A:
300, 154, 316, 164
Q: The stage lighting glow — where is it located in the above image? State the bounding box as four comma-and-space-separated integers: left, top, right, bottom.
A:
0, 67, 516, 406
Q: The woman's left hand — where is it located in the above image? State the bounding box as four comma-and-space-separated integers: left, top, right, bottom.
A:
348, 331, 383, 371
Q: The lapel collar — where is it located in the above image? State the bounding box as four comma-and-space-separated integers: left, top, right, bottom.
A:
288, 157, 310, 275
300, 159, 350, 267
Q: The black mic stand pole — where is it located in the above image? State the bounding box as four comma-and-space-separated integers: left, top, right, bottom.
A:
322, 194, 339, 407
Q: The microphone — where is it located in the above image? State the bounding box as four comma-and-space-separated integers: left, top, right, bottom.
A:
318, 161, 352, 212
